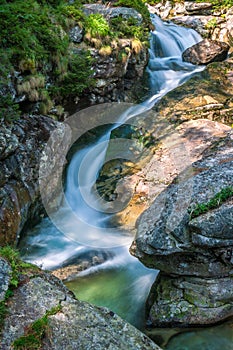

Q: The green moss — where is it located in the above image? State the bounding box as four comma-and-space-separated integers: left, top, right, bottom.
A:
0, 246, 38, 288
85, 13, 111, 38
12, 305, 62, 350
188, 186, 233, 219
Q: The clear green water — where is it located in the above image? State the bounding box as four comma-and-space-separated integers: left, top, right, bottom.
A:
166, 323, 233, 350
66, 262, 157, 330
66, 266, 233, 350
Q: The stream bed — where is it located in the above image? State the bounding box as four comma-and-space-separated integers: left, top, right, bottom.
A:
18, 14, 233, 350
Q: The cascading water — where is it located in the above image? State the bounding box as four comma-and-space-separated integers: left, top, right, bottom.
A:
18, 14, 205, 330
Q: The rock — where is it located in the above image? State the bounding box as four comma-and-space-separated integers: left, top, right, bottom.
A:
182, 39, 230, 65
52, 250, 115, 282
146, 273, 233, 328
69, 26, 83, 43
89, 41, 148, 103
147, 1, 213, 20
84, 4, 143, 24
0, 258, 11, 301
131, 128, 233, 329
185, 2, 213, 15
0, 257, 162, 350
0, 115, 65, 245
154, 58, 233, 126
99, 117, 231, 229
172, 15, 218, 38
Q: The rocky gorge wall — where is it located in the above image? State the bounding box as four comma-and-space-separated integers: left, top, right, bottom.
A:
127, 0, 233, 340
94, 0, 233, 340
1, 1, 233, 348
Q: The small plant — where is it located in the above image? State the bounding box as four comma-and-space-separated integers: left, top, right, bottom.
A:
12, 305, 62, 350
85, 13, 111, 39
99, 45, 112, 56
131, 38, 143, 54
188, 186, 233, 219
0, 93, 21, 123
52, 50, 94, 99
0, 246, 37, 288
205, 18, 217, 30
110, 15, 148, 41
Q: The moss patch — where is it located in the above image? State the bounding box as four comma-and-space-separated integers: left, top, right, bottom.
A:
12, 305, 62, 350
188, 186, 233, 219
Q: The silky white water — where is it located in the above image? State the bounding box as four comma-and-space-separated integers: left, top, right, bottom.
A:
19, 15, 204, 330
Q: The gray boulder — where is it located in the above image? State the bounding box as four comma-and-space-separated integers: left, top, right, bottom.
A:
0, 257, 162, 350
131, 129, 233, 330
182, 38, 229, 65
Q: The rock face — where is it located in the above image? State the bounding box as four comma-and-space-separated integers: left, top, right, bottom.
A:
131, 128, 233, 329
84, 4, 149, 104
89, 43, 148, 104
149, 1, 233, 52
0, 257, 161, 350
182, 39, 230, 65
0, 115, 65, 245
155, 58, 233, 126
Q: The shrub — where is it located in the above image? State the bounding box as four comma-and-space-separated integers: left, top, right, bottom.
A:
51, 50, 94, 99
85, 14, 111, 39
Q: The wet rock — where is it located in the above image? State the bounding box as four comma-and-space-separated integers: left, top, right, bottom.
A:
155, 58, 233, 125
52, 250, 115, 281
89, 42, 148, 103
182, 39, 230, 65
0, 258, 162, 350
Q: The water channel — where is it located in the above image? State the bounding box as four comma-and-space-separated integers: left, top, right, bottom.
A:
18, 14, 233, 349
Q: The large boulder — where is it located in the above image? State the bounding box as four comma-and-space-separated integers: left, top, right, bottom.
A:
0, 256, 162, 350
0, 115, 65, 245
182, 38, 229, 65
131, 128, 233, 330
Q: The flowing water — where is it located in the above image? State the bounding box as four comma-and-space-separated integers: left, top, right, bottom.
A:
18, 14, 233, 349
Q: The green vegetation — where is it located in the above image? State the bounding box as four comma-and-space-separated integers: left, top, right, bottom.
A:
205, 18, 218, 30
0, 0, 152, 122
0, 246, 38, 288
196, 0, 233, 9
188, 186, 233, 219
0, 0, 93, 121
12, 305, 62, 349
0, 247, 39, 335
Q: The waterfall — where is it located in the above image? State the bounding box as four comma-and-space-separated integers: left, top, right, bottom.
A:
18, 15, 205, 328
